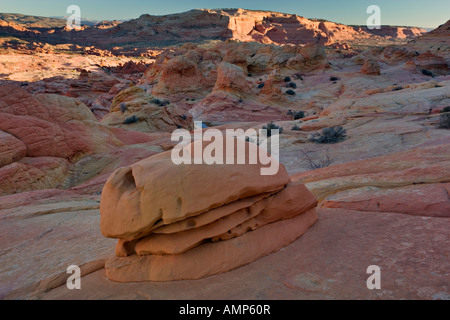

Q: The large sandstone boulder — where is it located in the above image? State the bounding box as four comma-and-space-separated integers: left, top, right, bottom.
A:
413, 51, 449, 76
286, 44, 329, 72
101, 86, 192, 133
361, 59, 381, 75
100, 138, 291, 240
151, 55, 207, 95
213, 62, 251, 93
383, 47, 417, 64
101, 138, 318, 281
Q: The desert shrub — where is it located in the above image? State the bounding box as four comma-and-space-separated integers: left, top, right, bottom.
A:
258, 83, 265, 89
9, 39, 21, 46
439, 113, 450, 129
151, 98, 162, 105
119, 103, 127, 113
284, 76, 291, 82
287, 82, 297, 89
422, 69, 434, 77
301, 149, 334, 170
293, 111, 305, 120
151, 98, 170, 107
440, 106, 450, 113
180, 115, 187, 120
248, 73, 252, 77
330, 76, 339, 81
262, 122, 283, 137
310, 126, 347, 144
123, 115, 139, 124
286, 89, 296, 96
292, 124, 301, 131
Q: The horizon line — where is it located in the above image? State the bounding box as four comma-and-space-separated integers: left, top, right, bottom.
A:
0, 8, 444, 29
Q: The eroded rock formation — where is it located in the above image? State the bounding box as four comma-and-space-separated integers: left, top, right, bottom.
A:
100, 138, 318, 281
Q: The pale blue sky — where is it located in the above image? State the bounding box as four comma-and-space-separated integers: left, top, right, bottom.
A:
0, 0, 448, 28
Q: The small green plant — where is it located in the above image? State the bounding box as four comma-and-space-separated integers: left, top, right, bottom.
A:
301, 149, 334, 170
292, 124, 301, 131
438, 113, 450, 129
263, 122, 283, 137
330, 76, 339, 81
293, 111, 305, 120
180, 115, 187, 120
284, 76, 291, 82
119, 103, 127, 113
258, 83, 265, 89
440, 106, 450, 113
310, 126, 347, 144
286, 89, 296, 96
422, 69, 434, 77
151, 98, 170, 107
123, 115, 139, 124
287, 82, 297, 89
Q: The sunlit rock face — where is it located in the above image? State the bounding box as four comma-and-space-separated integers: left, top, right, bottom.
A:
100, 139, 318, 282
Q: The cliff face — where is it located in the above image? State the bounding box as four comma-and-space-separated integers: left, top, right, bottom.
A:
407, 20, 450, 63
0, 8, 429, 49
109, 9, 427, 45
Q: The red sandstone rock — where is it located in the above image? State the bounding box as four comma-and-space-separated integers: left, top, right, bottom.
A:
286, 44, 329, 72
322, 183, 450, 218
383, 47, 417, 64
105, 208, 318, 282
100, 137, 318, 282
292, 142, 450, 208
0, 157, 69, 195
100, 138, 290, 240
213, 62, 251, 93
0, 9, 427, 51
0, 130, 27, 168
0, 113, 92, 159
410, 20, 450, 57
151, 56, 207, 95
413, 51, 449, 76
101, 86, 193, 133
361, 59, 381, 75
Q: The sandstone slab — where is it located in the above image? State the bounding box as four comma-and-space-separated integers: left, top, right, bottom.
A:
105, 208, 318, 282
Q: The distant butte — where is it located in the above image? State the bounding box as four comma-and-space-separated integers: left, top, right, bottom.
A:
0, 9, 428, 53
